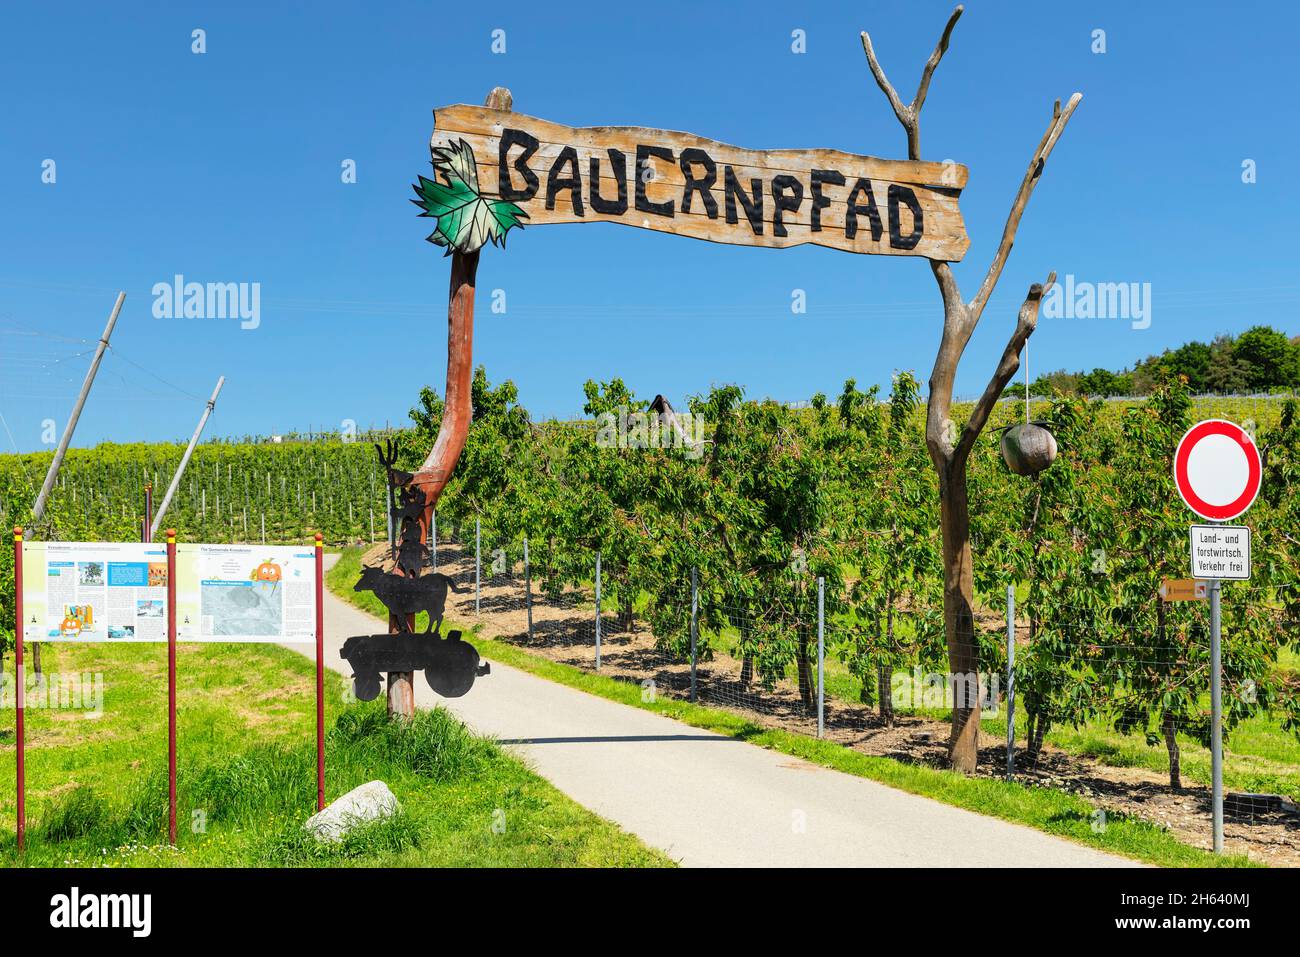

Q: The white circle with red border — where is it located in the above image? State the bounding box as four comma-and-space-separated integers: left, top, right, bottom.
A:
1173, 419, 1261, 521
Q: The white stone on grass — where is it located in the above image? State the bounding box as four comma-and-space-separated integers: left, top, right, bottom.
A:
304, 780, 400, 843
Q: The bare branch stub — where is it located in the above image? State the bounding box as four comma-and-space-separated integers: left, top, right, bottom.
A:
955, 272, 1057, 466
913, 5, 963, 120
967, 94, 1082, 325
484, 86, 512, 111
861, 4, 963, 159
920, 94, 1079, 469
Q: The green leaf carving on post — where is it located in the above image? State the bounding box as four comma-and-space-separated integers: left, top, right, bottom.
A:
412, 138, 529, 255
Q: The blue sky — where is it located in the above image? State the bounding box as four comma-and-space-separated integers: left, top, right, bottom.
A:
1, 0, 1295, 451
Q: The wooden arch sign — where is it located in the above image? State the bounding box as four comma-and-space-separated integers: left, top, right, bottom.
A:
422, 103, 970, 260
381, 86, 970, 719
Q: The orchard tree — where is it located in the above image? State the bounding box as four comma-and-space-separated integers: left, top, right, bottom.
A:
1104, 376, 1280, 787
861, 4, 1081, 770
1256, 400, 1300, 734
693, 388, 845, 713
837, 373, 942, 723
558, 378, 654, 630
996, 395, 1117, 763
1106, 376, 1202, 786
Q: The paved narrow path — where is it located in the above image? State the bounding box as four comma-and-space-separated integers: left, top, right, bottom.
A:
293, 555, 1140, 867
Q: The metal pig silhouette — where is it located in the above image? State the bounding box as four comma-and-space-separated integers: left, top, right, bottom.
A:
340, 629, 490, 702
354, 564, 464, 635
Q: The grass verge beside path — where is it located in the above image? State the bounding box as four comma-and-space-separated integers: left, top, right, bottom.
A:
0, 638, 670, 867
329, 547, 1254, 868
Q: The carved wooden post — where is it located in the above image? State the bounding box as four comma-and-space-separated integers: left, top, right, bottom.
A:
385, 87, 510, 721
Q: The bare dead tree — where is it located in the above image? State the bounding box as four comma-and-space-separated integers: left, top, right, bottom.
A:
861, 5, 1080, 772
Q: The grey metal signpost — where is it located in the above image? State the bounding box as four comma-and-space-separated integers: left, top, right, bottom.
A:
1174, 419, 1261, 855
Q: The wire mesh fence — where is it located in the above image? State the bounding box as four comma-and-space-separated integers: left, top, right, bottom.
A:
413, 521, 1300, 864
995, 592, 1300, 862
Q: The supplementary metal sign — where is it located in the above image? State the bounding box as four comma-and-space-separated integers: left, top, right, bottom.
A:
1159, 578, 1208, 602
426, 104, 970, 260
1190, 524, 1251, 580
1173, 419, 1262, 521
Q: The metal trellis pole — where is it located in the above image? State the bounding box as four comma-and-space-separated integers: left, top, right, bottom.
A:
152, 376, 225, 537
32, 292, 126, 525
817, 576, 825, 739
595, 551, 602, 671
475, 517, 481, 616
689, 567, 698, 703
524, 536, 533, 641
1006, 584, 1016, 781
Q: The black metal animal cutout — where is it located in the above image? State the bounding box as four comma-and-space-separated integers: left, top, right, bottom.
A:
374, 439, 416, 561
374, 440, 432, 576
354, 564, 463, 634
374, 437, 415, 488
340, 629, 490, 702
394, 484, 428, 577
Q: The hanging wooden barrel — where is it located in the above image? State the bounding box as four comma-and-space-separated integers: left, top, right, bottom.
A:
1000, 422, 1058, 476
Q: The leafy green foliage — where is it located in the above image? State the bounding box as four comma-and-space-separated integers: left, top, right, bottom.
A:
2, 368, 1299, 779
1009, 324, 1300, 397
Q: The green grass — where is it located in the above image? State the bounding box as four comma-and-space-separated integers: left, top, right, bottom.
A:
328, 547, 1257, 867
0, 638, 671, 867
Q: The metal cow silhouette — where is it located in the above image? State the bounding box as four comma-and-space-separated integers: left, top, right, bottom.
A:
354, 564, 463, 634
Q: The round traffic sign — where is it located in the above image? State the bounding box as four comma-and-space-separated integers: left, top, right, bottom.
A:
1173, 419, 1261, 521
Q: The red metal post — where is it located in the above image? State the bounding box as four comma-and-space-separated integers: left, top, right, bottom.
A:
314, 533, 325, 811
166, 528, 177, 845
13, 527, 24, 852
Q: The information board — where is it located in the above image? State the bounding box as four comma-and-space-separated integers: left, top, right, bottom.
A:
18, 541, 319, 643
20, 541, 169, 641
175, 543, 318, 643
